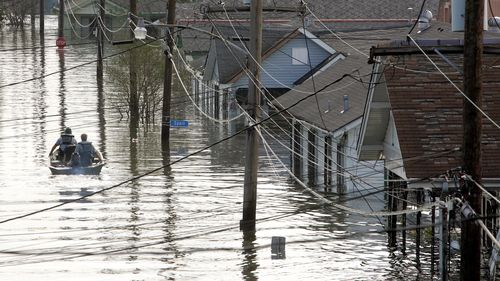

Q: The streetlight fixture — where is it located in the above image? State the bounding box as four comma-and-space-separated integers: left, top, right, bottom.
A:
134, 18, 147, 40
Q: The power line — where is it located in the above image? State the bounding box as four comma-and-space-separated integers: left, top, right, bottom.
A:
0, 71, 358, 225
406, 35, 500, 130
0, 37, 162, 90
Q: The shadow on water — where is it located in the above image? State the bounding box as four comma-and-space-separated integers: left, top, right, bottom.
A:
241, 231, 258, 281
58, 187, 94, 203
97, 74, 107, 159
158, 148, 180, 280
127, 124, 141, 261
32, 34, 47, 163
58, 50, 66, 132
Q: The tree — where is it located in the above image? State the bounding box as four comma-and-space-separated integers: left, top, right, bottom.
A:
106, 45, 165, 126
1, 0, 32, 27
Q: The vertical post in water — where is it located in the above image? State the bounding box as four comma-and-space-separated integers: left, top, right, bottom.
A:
97, 0, 105, 80
416, 190, 422, 265
129, 0, 139, 134
241, 0, 262, 232
39, 0, 45, 41
56, 0, 66, 49
161, 0, 176, 152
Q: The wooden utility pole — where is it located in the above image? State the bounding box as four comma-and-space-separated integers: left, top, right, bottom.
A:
39, 0, 44, 40
97, 0, 105, 80
461, 0, 483, 280
56, 0, 66, 49
31, 0, 36, 29
161, 0, 176, 151
240, 0, 262, 232
129, 0, 139, 134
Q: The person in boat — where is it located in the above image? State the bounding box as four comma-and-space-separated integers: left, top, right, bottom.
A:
72, 133, 103, 167
48, 127, 77, 162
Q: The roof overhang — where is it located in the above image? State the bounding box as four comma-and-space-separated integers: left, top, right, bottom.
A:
369, 39, 500, 63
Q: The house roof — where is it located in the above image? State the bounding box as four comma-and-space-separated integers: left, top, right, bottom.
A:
382, 54, 500, 179
210, 25, 292, 84
272, 25, 410, 133
196, 0, 440, 21
273, 54, 370, 133
362, 22, 500, 179
225, 27, 337, 84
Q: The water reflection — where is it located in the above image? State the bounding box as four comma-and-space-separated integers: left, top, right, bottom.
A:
241, 231, 258, 280
59, 187, 94, 203
97, 75, 107, 158
58, 50, 66, 132
32, 38, 47, 163
0, 18, 442, 281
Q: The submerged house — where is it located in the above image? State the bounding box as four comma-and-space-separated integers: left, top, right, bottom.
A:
357, 20, 500, 238
195, 26, 343, 121
273, 55, 370, 192
271, 24, 416, 192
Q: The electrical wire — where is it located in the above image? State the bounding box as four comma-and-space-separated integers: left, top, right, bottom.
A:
0, 37, 162, 89
0, 71, 361, 225
407, 35, 500, 130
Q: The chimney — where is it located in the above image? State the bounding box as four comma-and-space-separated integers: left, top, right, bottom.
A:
451, 0, 465, 31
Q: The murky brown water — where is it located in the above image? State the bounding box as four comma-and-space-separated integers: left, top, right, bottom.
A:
0, 16, 449, 280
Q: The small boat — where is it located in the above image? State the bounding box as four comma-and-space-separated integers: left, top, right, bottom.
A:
49, 161, 105, 175
49, 148, 105, 175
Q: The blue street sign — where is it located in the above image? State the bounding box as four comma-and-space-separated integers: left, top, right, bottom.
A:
170, 120, 189, 128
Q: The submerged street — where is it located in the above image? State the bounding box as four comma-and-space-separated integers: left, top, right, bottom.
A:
0, 17, 454, 280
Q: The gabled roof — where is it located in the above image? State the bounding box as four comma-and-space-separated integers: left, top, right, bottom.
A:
209, 25, 292, 84
226, 27, 335, 84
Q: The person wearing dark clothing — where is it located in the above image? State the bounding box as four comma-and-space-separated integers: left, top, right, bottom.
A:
49, 127, 77, 161
73, 134, 103, 167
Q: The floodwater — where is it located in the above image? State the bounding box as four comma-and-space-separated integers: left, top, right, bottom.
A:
0, 17, 448, 280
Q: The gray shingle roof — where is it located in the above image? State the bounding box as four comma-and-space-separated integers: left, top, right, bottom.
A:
383, 53, 500, 179
195, 0, 440, 20
273, 26, 409, 132
368, 22, 500, 179
274, 55, 370, 132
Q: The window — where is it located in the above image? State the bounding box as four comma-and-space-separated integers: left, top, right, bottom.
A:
292, 47, 308, 65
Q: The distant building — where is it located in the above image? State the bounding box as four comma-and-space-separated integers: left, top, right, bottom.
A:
196, 26, 340, 123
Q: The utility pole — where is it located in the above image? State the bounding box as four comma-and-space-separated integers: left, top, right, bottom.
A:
161, 0, 176, 151
39, 0, 44, 40
129, 0, 139, 134
31, 0, 36, 30
97, 0, 105, 80
240, 0, 262, 232
461, 0, 483, 280
56, 0, 66, 49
